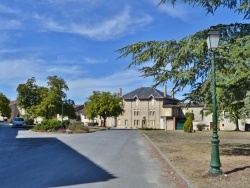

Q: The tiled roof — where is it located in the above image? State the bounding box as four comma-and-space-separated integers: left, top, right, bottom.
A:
122, 87, 173, 100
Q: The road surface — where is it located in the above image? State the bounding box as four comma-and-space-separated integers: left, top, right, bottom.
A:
0, 123, 182, 188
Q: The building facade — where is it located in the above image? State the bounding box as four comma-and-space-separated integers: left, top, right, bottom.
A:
117, 86, 247, 131
117, 86, 183, 130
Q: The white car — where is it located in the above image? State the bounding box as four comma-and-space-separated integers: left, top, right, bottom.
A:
12, 117, 26, 128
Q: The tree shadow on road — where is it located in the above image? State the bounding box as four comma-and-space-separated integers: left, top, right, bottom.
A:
0, 125, 116, 188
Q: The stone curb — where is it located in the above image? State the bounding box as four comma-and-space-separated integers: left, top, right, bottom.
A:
141, 132, 193, 188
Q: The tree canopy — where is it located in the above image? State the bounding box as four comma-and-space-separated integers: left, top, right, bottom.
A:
17, 77, 41, 118
17, 76, 75, 120
159, 0, 250, 19
117, 22, 250, 130
117, 23, 250, 100
0, 93, 11, 118
85, 91, 123, 127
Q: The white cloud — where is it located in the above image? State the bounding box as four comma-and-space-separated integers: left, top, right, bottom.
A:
0, 18, 22, 30
66, 69, 154, 104
47, 65, 88, 77
149, 0, 189, 21
83, 57, 108, 64
41, 7, 152, 40
0, 3, 19, 14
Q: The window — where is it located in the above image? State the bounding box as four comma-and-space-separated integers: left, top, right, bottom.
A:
134, 120, 139, 126
149, 110, 155, 116
134, 110, 140, 116
172, 108, 179, 117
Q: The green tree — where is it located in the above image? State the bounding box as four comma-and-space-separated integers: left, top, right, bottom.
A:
184, 116, 193, 132
33, 76, 69, 119
185, 112, 194, 120
0, 93, 11, 118
117, 23, 250, 130
62, 99, 76, 120
85, 91, 123, 127
240, 91, 250, 119
159, 0, 250, 19
16, 77, 41, 118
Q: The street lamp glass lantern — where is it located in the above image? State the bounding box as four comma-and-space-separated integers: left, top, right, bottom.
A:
206, 27, 220, 51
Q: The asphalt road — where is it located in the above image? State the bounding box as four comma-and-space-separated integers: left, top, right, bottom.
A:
0, 123, 179, 188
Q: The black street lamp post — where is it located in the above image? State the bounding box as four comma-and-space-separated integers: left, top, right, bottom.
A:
207, 26, 222, 175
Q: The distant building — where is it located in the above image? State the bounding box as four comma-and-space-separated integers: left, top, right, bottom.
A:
117, 86, 183, 130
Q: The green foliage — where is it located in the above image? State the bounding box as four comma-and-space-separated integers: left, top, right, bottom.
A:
85, 91, 124, 126
17, 76, 76, 120
184, 116, 193, 132
35, 75, 69, 119
63, 120, 70, 127
26, 119, 34, 125
117, 23, 250, 131
197, 123, 206, 131
117, 24, 250, 102
16, 77, 41, 111
0, 93, 11, 118
241, 91, 250, 118
34, 119, 61, 131
68, 124, 89, 133
159, 0, 250, 19
61, 99, 76, 119
185, 112, 194, 120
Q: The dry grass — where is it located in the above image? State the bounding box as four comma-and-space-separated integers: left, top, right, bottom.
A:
141, 130, 250, 188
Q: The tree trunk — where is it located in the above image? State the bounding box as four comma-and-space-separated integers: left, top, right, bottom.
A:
234, 115, 240, 131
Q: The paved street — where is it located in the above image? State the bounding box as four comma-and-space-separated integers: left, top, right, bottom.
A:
0, 123, 180, 188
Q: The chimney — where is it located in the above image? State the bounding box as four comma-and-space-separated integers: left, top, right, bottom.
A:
164, 85, 167, 98
119, 88, 122, 97
171, 88, 174, 99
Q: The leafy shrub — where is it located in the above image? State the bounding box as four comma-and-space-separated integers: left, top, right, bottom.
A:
185, 112, 194, 120
26, 119, 34, 125
63, 120, 70, 127
197, 123, 206, 131
184, 116, 193, 132
34, 119, 62, 131
68, 124, 89, 133
87, 122, 98, 126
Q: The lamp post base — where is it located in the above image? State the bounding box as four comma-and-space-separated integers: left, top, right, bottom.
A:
209, 167, 222, 175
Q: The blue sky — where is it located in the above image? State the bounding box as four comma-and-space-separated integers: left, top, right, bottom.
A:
0, 0, 247, 104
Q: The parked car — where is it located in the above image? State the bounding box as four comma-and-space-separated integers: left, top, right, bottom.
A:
12, 117, 26, 128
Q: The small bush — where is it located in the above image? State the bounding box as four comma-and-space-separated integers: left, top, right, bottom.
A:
185, 112, 194, 120
34, 119, 62, 131
68, 124, 89, 133
26, 119, 34, 125
197, 123, 206, 131
63, 120, 70, 127
87, 122, 98, 126
184, 116, 193, 133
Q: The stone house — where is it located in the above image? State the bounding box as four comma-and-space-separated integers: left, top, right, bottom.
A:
181, 103, 246, 131
117, 86, 247, 131
117, 86, 183, 130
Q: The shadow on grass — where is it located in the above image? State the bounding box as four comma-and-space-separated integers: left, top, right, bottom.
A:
220, 144, 250, 156
225, 166, 250, 174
